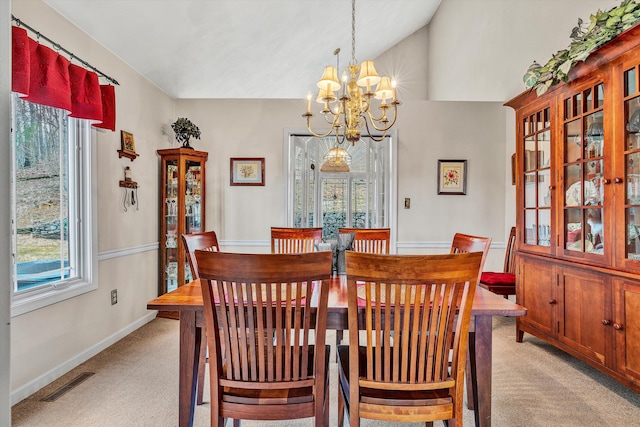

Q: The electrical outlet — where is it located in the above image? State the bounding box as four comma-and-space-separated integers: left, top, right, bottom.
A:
404, 197, 410, 209
111, 289, 118, 305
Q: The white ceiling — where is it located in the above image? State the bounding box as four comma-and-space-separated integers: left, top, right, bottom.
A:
43, 0, 441, 100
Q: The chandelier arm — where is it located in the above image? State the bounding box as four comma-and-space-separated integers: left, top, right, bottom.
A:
365, 106, 399, 132
363, 119, 388, 142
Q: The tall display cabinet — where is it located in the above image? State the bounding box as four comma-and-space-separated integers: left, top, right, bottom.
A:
506, 24, 640, 392
157, 148, 208, 297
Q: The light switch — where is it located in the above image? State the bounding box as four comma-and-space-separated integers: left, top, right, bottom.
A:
404, 198, 410, 209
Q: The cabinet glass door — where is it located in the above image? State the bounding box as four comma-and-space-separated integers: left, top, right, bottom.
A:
164, 160, 179, 292
183, 161, 202, 283
562, 83, 605, 256
522, 107, 552, 247
624, 66, 640, 261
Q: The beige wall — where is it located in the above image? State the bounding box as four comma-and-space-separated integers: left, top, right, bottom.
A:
10, 0, 174, 402
428, 0, 621, 102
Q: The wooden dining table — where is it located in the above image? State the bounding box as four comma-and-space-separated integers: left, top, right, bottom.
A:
147, 276, 526, 427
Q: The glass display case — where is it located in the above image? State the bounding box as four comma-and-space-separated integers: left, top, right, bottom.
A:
157, 148, 208, 296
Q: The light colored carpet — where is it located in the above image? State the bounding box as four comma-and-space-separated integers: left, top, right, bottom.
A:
11, 315, 640, 426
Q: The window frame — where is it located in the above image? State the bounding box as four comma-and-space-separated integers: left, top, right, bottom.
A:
283, 128, 398, 250
10, 96, 98, 317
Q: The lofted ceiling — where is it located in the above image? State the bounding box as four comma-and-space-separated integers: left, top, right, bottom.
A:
42, 0, 441, 100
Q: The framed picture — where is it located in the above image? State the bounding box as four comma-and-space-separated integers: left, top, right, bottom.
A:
437, 159, 467, 195
230, 157, 265, 186
120, 131, 136, 154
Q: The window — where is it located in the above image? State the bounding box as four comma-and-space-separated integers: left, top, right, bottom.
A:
11, 94, 97, 316
284, 131, 397, 244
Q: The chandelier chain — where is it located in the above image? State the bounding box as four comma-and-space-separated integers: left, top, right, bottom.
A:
351, 0, 357, 65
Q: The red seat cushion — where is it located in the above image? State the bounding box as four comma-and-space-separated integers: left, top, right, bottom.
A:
480, 272, 515, 285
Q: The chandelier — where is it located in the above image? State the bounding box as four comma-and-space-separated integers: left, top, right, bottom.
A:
302, 0, 400, 145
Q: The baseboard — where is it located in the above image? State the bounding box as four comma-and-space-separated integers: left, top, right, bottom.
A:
11, 312, 157, 406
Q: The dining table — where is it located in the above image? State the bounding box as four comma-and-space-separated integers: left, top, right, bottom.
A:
147, 275, 526, 427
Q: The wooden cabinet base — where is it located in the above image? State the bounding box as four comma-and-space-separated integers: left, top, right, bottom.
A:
516, 318, 640, 393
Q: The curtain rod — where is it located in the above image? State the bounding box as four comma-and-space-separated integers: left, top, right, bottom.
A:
11, 15, 120, 86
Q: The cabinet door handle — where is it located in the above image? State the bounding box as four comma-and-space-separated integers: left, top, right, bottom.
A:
613, 323, 624, 330
548, 299, 557, 305
603, 178, 611, 184
548, 185, 555, 190
615, 177, 624, 184
601, 319, 611, 326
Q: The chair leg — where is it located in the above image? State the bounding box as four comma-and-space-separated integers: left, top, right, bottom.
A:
337, 384, 345, 427
197, 333, 207, 405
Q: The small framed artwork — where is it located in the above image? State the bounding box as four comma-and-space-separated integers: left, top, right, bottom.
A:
121, 131, 136, 154
230, 157, 265, 186
118, 130, 139, 161
437, 159, 467, 195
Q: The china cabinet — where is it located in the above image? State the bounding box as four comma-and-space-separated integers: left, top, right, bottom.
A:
506, 24, 640, 392
157, 148, 207, 297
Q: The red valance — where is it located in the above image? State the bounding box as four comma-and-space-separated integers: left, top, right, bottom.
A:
11, 26, 116, 131
11, 26, 30, 96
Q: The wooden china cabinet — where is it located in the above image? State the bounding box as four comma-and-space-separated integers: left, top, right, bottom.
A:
157, 148, 208, 298
506, 24, 640, 392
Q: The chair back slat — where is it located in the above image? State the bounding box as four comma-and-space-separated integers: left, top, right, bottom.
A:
504, 227, 517, 274
196, 251, 331, 386
339, 227, 391, 254
346, 251, 482, 387
271, 227, 323, 254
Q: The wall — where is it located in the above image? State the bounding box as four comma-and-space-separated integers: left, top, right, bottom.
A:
428, 0, 621, 102
9, 0, 174, 403
176, 27, 508, 270
1, 0, 12, 422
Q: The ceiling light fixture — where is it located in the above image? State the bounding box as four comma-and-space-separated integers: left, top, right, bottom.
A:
302, 0, 400, 145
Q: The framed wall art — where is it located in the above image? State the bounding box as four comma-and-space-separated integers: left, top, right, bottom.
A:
230, 157, 265, 186
437, 159, 467, 195
118, 130, 139, 161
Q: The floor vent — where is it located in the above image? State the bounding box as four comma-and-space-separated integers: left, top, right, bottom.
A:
41, 372, 95, 402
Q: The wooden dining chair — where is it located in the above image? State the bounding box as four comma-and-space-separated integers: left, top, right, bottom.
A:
450, 232, 492, 273
181, 230, 220, 405
335, 227, 391, 351
449, 231, 492, 409
271, 227, 324, 254
338, 251, 483, 427
194, 250, 333, 427
479, 227, 517, 298
338, 227, 390, 254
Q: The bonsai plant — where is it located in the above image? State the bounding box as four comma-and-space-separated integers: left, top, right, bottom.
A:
171, 117, 201, 149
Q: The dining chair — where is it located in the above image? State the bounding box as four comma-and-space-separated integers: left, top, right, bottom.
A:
450, 232, 492, 273
271, 227, 324, 254
181, 230, 220, 405
449, 231, 492, 414
338, 227, 390, 254
338, 251, 483, 427
194, 250, 333, 427
335, 227, 391, 352
479, 227, 517, 298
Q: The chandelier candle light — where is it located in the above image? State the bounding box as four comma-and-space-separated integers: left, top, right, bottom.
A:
303, 0, 400, 145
